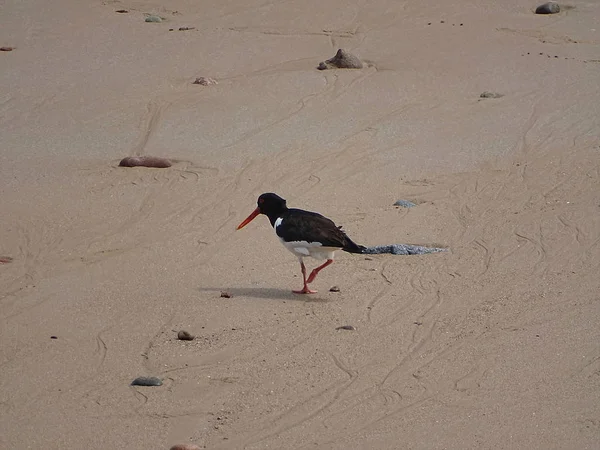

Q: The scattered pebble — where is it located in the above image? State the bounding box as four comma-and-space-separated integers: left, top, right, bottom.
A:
535, 2, 560, 14
145, 15, 163, 23
170, 445, 202, 450
336, 325, 356, 331
193, 76, 218, 86
363, 244, 447, 255
329, 286, 341, 292
119, 156, 172, 168
480, 91, 504, 99
178, 27, 195, 31
414, 321, 423, 326
50, 335, 58, 339
1, 47, 14, 52
394, 199, 417, 208
131, 376, 162, 386
318, 48, 363, 70
177, 330, 195, 341
0, 256, 14, 264
115, 9, 128, 13
220, 291, 232, 298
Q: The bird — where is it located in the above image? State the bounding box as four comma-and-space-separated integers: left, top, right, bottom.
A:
237, 193, 365, 294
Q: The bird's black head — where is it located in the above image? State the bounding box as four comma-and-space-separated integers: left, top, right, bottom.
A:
257, 193, 287, 216
237, 193, 288, 230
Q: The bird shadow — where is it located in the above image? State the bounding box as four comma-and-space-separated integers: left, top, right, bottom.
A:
197, 287, 332, 302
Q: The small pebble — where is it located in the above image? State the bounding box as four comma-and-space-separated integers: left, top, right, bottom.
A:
177, 330, 195, 341
0, 256, 14, 263
170, 444, 201, 450
145, 15, 163, 23
535, 2, 560, 14
193, 76, 217, 86
50, 336, 58, 339
318, 48, 363, 70
336, 325, 356, 331
394, 199, 417, 208
178, 27, 195, 31
220, 291, 232, 298
329, 286, 341, 292
131, 376, 162, 386
1, 47, 14, 52
480, 91, 504, 99
119, 156, 172, 168
115, 9, 128, 13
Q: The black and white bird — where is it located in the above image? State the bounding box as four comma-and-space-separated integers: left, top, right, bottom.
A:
237, 193, 365, 294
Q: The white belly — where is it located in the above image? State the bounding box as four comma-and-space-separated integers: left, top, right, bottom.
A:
279, 238, 338, 260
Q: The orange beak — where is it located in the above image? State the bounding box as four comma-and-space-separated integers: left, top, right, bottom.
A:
237, 207, 261, 230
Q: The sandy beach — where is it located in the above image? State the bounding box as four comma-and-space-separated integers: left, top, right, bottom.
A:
1, 1, 599, 449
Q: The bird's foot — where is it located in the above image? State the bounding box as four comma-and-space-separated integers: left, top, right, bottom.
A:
293, 286, 317, 294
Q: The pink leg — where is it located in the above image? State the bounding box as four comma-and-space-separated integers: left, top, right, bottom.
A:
293, 260, 317, 294
306, 259, 334, 284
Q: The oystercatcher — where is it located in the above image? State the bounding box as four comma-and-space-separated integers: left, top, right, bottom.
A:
237, 193, 365, 294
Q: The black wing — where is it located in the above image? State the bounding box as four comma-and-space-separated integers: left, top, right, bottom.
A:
277, 209, 364, 253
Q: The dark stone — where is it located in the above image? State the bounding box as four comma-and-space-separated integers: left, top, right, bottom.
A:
177, 330, 195, 341
119, 156, 172, 168
329, 286, 341, 292
131, 376, 162, 386
480, 91, 504, 99
535, 2, 560, 14
220, 291, 232, 298
336, 325, 356, 331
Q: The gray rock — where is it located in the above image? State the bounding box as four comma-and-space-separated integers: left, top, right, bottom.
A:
177, 330, 195, 341
393, 200, 417, 208
145, 15, 163, 23
535, 2, 560, 14
193, 77, 218, 86
318, 49, 363, 70
363, 244, 447, 255
131, 376, 163, 386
